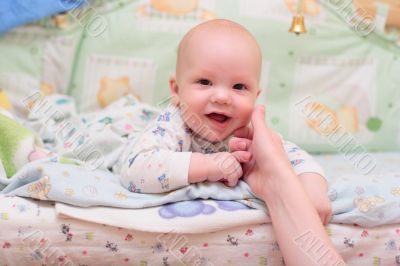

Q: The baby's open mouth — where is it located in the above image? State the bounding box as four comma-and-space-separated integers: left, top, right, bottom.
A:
206, 113, 231, 123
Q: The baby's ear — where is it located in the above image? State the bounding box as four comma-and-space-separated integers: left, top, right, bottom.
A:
169, 76, 180, 106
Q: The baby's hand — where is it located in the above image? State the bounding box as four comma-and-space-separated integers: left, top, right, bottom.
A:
228, 136, 255, 177
206, 151, 251, 187
299, 173, 332, 225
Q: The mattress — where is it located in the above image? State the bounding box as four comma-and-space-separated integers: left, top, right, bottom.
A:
1, 195, 400, 266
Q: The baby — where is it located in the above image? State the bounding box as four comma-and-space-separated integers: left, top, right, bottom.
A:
120, 19, 331, 223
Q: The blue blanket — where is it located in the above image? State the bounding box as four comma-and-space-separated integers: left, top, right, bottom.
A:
2, 155, 400, 227
0, 0, 84, 33
1, 157, 264, 209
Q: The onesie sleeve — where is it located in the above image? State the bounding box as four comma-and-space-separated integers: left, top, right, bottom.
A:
282, 139, 326, 180
120, 109, 192, 193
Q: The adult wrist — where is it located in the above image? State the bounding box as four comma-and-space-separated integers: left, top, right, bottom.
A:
259, 171, 300, 204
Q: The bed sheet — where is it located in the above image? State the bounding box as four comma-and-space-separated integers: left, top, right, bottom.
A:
1, 195, 400, 266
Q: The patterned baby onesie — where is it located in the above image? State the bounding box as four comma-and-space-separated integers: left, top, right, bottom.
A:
119, 106, 325, 193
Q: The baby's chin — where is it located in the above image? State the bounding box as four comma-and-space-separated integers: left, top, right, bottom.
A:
196, 124, 252, 143
188, 120, 249, 143
195, 130, 233, 144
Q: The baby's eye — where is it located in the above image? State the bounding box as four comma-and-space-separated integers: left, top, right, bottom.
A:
233, 83, 246, 90
197, 79, 212, 86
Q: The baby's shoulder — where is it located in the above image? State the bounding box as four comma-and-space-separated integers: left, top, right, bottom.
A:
155, 106, 182, 124
142, 106, 192, 139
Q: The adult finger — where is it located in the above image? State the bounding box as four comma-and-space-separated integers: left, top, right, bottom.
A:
228, 137, 252, 152
251, 106, 283, 144
324, 210, 332, 225
250, 105, 278, 161
251, 105, 268, 135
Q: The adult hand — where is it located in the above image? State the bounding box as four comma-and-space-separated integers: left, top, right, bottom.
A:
229, 106, 345, 266
230, 107, 332, 224
229, 105, 295, 199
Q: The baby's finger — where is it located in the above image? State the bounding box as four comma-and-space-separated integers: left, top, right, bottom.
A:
228, 137, 252, 152
226, 176, 239, 187
231, 150, 252, 163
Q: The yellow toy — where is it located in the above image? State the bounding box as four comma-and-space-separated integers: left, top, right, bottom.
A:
0, 89, 12, 110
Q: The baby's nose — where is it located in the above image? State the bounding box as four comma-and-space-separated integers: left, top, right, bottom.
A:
211, 87, 232, 105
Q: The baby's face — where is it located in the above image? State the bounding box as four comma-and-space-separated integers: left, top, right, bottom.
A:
170, 28, 261, 142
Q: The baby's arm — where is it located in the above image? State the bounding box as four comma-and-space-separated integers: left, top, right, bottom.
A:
121, 145, 246, 193
188, 151, 248, 187
284, 141, 332, 225
120, 145, 192, 193
119, 110, 192, 193
120, 109, 248, 193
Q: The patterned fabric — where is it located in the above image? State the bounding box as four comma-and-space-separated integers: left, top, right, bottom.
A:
1, 195, 400, 266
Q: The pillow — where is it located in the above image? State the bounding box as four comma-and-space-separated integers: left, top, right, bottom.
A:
0, 18, 82, 117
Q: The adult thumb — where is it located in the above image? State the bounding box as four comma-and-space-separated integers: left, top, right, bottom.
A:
251, 105, 267, 133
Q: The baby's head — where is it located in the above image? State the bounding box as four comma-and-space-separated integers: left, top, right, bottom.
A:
169, 19, 262, 142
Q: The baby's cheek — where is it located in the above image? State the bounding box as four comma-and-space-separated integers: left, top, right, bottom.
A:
241, 106, 254, 124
